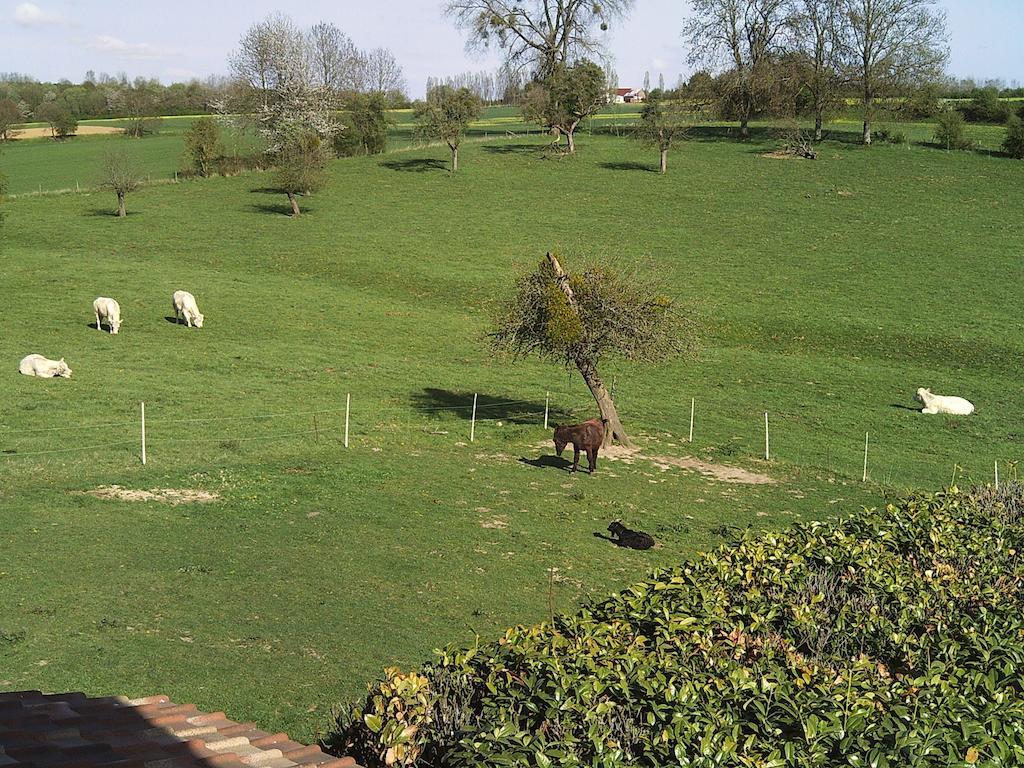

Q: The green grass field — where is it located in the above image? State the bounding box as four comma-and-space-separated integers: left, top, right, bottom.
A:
1, 125, 1022, 742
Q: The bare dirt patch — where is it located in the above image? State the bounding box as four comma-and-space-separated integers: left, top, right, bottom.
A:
532, 441, 773, 485
648, 456, 775, 485
11, 125, 124, 140
761, 150, 798, 160
84, 485, 220, 504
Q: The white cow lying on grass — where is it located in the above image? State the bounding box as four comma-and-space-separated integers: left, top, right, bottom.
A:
916, 387, 975, 415
93, 296, 122, 334
19, 354, 72, 378
172, 290, 204, 328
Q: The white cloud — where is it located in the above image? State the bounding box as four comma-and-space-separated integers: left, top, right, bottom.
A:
13, 2, 66, 26
87, 35, 172, 58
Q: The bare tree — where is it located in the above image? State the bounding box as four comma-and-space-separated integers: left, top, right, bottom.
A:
491, 252, 696, 448
683, 0, 792, 139
101, 150, 141, 218
791, 0, 847, 140
307, 22, 361, 93
844, 0, 947, 144
361, 47, 406, 96
229, 12, 298, 110
444, 0, 634, 77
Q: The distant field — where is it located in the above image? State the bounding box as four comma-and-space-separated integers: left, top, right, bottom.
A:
1, 103, 1011, 196
2, 126, 1021, 740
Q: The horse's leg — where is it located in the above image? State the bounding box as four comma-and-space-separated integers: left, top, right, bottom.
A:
572, 446, 580, 473
588, 448, 597, 474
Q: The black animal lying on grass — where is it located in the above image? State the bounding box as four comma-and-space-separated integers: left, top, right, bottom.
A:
607, 521, 656, 550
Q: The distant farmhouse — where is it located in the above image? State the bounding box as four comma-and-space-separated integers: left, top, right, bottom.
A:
610, 87, 647, 104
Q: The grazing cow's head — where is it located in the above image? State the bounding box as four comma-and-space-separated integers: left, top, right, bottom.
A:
110, 317, 121, 334
194, 313, 204, 329
57, 359, 72, 378
915, 387, 930, 403
553, 426, 568, 457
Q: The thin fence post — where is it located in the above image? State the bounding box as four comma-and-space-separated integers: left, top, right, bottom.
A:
470, 393, 478, 442
140, 402, 147, 466
544, 392, 550, 431
863, 432, 869, 482
689, 398, 695, 443
764, 412, 770, 461
344, 394, 350, 448
995, 460, 999, 490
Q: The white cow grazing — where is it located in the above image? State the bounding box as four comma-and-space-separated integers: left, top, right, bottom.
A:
916, 387, 975, 416
93, 297, 122, 334
19, 354, 72, 378
172, 290, 204, 328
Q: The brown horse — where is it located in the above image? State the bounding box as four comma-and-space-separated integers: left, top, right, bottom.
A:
553, 418, 607, 474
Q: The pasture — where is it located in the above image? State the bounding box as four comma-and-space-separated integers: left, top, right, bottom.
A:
1, 124, 1022, 742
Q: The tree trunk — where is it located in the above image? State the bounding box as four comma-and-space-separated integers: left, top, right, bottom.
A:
659, 148, 668, 174
863, 88, 873, 145
545, 252, 632, 448
814, 112, 823, 142
287, 191, 301, 217
566, 127, 576, 154
577, 360, 631, 448
451, 145, 458, 173
739, 117, 749, 140
116, 191, 126, 218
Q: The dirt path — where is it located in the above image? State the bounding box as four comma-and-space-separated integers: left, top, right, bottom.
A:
10, 125, 124, 140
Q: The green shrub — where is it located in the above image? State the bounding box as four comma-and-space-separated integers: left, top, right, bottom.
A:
333, 93, 390, 157
875, 127, 907, 145
962, 88, 1013, 124
1003, 114, 1024, 159
934, 109, 974, 150
328, 485, 1024, 767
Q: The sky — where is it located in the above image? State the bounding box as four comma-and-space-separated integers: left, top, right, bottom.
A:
1, 1, 1021, 94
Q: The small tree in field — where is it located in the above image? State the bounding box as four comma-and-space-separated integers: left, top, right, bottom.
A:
102, 150, 141, 217
635, 97, 692, 173
521, 60, 606, 154
414, 85, 481, 172
183, 117, 221, 177
36, 102, 77, 139
0, 98, 22, 141
491, 252, 696, 448
934, 108, 973, 151
274, 130, 330, 216
1003, 114, 1024, 160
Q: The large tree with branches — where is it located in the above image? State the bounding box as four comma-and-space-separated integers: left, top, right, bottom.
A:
444, 0, 634, 77
491, 252, 696, 448
844, 0, 947, 145
683, 0, 791, 139
791, 0, 848, 141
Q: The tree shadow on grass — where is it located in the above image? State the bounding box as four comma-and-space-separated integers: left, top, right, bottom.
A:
86, 208, 138, 218
599, 161, 658, 173
380, 157, 448, 173
518, 454, 571, 472
248, 202, 302, 216
410, 388, 571, 425
481, 143, 543, 156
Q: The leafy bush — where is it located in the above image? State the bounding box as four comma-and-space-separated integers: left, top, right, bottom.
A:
875, 127, 908, 145
1003, 114, 1024, 159
328, 486, 1024, 767
334, 93, 390, 157
962, 88, 1013, 124
934, 109, 975, 150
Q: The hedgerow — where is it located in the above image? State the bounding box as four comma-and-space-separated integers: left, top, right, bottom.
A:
325, 485, 1024, 767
